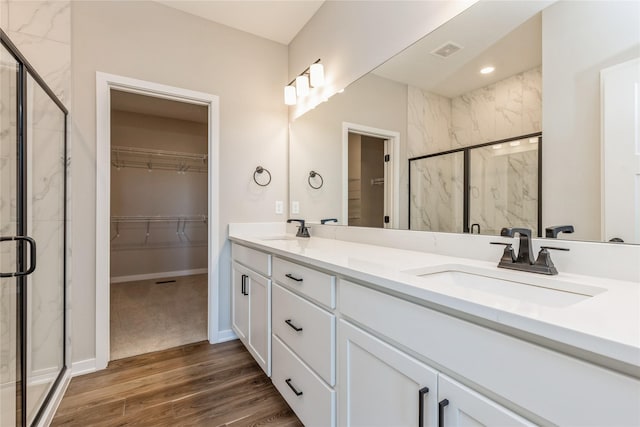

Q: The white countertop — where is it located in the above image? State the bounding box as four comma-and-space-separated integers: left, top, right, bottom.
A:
229, 230, 640, 373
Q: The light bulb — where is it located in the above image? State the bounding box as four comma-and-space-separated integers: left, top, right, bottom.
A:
480, 66, 495, 74
296, 75, 309, 97
310, 63, 325, 87
284, 85, 296, 105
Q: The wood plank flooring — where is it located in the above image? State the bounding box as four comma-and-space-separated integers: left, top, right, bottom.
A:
52, 340, 302, 427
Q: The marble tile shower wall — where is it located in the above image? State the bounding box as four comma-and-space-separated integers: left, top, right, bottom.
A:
408, 67, 542, 233
0, 0, 70, 388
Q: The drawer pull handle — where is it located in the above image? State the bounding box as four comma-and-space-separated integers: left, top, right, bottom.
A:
285, 378, 303, 396
285, 319, 303, 332
418, 387, 429, 427
438, 399, 449, 427
241, 274, 248, 296
285, 273, 303, 282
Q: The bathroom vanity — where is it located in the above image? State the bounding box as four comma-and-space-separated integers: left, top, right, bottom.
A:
229, 223, 640, 427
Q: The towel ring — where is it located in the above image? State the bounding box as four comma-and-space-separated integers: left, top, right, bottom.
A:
253, 166, 271, 187
308, 170, 323, 189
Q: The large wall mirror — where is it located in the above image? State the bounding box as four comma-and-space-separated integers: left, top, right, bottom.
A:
289, 0, 640, 244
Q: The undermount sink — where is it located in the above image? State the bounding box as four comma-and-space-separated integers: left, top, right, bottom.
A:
403, 265, 606, 308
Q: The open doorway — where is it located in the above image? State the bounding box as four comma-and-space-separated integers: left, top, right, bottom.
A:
343, 123, 400, 228
96, 73, 220, 370
348, 133, 387, 227
109, 90, 209, 360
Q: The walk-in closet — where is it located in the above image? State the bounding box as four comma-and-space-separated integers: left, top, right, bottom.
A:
109, 90, 208, 360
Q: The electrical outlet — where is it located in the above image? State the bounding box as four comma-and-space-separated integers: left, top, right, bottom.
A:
291, 201, 300, 214
275, 200, 283, 214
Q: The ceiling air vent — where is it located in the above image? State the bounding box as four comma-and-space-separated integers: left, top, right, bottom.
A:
431, 42, 463, 59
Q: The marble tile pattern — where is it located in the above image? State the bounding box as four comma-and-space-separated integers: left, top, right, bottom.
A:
0, 3, 70, 414
469, 144, 539, 235
2, 1, 71, 105
410, 152, 464, 232
0, 52, 18, 399
408, 67, 542, 233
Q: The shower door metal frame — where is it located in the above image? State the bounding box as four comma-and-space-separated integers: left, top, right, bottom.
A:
408, 132, 542, 236
0, 29, 68, 427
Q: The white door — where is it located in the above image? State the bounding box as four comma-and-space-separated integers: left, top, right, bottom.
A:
231, 262, 249, 341
338, 320, 438, 427
601, 57, 640, 243
248, 272, 271, 375
438, 375, 534, 427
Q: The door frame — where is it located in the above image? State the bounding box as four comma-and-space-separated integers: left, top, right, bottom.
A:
342, 122, 400, 228
95, 72, 220, 370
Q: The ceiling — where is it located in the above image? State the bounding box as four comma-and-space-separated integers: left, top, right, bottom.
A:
373, 1, 549, 98
156, 0, 324, 45
111, 90, 209, 124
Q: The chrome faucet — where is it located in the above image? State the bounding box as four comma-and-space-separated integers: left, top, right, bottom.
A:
287, 219, 310, 238
491, 227, 569, 275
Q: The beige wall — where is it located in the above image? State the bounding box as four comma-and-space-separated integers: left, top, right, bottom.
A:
542, 1, 640, 241
289, 73, 407, 225
110, 111, 208, 278
288, 0, 476, 117
71, 1, 288, 363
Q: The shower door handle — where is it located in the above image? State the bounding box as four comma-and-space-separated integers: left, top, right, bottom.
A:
0, 236, 37, 277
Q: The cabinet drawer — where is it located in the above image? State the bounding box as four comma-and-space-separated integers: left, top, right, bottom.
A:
273, 257, 335, 309
272, 335, 335, 427
273, 284, 335, 385
340, 279, 640, 426
232, 243, 271, 277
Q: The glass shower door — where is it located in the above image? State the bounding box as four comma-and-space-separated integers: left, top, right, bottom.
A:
0, 43, 20, 427
24, 73, 66, 425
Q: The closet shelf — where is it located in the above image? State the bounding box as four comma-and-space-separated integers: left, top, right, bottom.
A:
111, 146, 207, 173
111, 215, 207, 223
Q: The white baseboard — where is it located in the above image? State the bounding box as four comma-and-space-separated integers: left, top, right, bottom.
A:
110, 268, 207, 284
36, 369, 71, 427
215, 329, 237, 343
71, 358, 97, 377
29, 366, 60, 386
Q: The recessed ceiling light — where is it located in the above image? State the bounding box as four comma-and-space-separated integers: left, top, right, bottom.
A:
492, 144, 502, 150
510, 140, 521, 147
529, 137, 538, 144
480, 66, 495, 74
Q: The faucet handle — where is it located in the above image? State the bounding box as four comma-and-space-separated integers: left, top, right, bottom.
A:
539, 246, 570, 252
490, 242, 516, 263
534, 246, 568, 275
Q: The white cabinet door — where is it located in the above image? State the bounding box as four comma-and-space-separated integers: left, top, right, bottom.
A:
248, 272, 271, 376
438, 375, 534, 427
231, 262, 249, 341
339, 320, 438, 427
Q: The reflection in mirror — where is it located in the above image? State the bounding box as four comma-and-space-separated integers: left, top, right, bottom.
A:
289, 0, 640, 243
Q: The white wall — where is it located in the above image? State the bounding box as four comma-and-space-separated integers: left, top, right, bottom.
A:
71, 1, 288, 364
542, 1, 640, 241
288, 0, 476, 117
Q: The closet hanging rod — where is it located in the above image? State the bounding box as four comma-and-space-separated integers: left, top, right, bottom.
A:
111, 215, 207, 223
111, 145, 207, 161
110, 161, 207, 173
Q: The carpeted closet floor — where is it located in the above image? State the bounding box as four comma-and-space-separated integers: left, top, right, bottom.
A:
110, 273, 208, 360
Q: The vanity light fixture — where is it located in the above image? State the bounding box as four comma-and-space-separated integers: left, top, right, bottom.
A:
283, 59, 324, 105
480, 66, 495, 74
